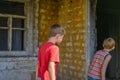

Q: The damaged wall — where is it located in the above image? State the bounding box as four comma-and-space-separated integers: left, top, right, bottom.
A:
0, 0, 39, 80
38, 0, 86, 80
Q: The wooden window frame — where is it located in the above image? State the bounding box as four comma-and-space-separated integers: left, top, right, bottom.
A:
0, 0, 38, 57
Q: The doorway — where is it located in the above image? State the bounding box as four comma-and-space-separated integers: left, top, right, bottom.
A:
96, 0, 120, 79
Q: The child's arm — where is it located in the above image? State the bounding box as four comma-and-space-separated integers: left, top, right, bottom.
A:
36, 64, 38, 80
48, 62, 55, 80
101, 55, 112, 80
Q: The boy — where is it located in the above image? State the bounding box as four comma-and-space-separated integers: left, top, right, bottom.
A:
88, 37, 115, 80
36, 24, 65, 80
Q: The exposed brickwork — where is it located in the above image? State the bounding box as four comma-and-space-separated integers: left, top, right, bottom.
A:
38, 0, 60, 44
38, 0, 86, 80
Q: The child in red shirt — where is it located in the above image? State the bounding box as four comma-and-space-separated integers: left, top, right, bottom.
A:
36, 24, 65, 80
88, 37, 115, 80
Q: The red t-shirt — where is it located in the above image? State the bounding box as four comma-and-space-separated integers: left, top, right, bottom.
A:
38, 42, 59, 80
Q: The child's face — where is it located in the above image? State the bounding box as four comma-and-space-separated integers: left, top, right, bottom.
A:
56, 34, 64, 45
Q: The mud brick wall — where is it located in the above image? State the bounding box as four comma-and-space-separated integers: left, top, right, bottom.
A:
38, 0, 60, 43
38, 0, 86, 80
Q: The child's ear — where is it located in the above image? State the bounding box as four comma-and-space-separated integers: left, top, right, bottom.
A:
103, 44, 105, 47
55, 34, 60, 38
112, 46, 115, 50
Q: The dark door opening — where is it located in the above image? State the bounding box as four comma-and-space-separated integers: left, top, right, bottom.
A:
96, 0, 120, 79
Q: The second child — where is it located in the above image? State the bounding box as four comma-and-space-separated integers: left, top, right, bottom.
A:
88, 37, 115, 80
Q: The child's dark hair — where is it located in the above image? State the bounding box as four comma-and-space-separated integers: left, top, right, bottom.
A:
103, 37, 115, 49
49, 24, 65, 37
